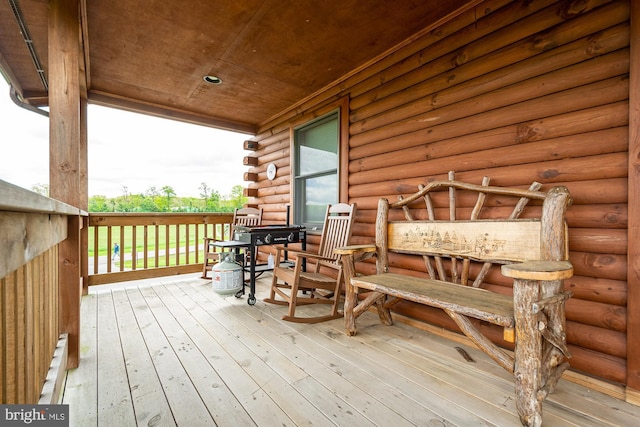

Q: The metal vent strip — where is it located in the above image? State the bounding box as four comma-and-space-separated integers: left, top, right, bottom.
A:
8, 0, 48, 91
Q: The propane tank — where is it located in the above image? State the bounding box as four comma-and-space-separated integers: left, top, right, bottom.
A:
212, 252, 243, 294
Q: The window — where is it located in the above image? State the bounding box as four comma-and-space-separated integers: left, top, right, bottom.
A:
293, 111, 339, 230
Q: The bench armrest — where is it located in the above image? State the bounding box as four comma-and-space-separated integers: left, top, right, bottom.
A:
501, 260, 573, 281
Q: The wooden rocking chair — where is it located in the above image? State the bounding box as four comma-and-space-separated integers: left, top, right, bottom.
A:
264, 203, 357, 323
201, 207, 262, 279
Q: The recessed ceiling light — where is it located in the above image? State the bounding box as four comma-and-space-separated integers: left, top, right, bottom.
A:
203, 75, 222, 84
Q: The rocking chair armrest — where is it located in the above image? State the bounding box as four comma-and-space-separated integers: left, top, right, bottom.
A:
271, 245, 334, 263
334, 244, 377, 256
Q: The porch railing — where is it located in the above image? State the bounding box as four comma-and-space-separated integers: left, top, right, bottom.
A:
87, 212, 235, 285
1, 179, 83, 404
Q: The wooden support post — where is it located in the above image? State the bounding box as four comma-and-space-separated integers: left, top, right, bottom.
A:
49, 0, 82, 369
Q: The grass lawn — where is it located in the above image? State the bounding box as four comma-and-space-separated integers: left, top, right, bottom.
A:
89, 223, 229, 267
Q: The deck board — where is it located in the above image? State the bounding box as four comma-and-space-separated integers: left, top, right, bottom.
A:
111, 289, 176, 427
63, 292, 97, 425
62, 274, 640, 426
96, 290, 136, 425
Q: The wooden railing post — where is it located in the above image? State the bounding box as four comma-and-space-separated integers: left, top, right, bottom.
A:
59, 215, 81, 369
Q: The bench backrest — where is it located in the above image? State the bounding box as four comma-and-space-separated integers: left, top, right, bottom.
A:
376, 172, 572, 286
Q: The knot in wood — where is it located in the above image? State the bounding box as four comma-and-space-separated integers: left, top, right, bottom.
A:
586, 38, 603, 56
561, 0, 590, 19
453, 52, 467, 66
516, 124, 541, 143
59, 162, 73, 172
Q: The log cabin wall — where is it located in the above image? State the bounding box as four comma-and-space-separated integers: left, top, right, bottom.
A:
247, 0, 633, 390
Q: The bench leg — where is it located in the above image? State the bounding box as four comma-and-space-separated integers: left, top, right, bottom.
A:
343, 254, 359, 336
513, 277, 543, 427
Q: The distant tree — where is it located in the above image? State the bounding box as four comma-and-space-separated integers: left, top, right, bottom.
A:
88, 195, 109, 212
205, 189, 221, 211
229, 185, 247, 208
160, 185, 176, 211
145, 186, 160, 197
199, 182, 210, 199
30, 183, 49, 196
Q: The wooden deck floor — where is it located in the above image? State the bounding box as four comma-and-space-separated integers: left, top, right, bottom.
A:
62, 274, 640, 426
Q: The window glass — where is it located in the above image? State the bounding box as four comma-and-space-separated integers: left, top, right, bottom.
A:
298, 120, 338, 175
301, 174, 337, 229
294, 111, 339, 229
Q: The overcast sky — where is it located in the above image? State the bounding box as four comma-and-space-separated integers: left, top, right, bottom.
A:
0, 79, 250, 198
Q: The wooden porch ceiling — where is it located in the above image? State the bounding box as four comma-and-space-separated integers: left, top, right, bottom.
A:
0, 0, 474, 134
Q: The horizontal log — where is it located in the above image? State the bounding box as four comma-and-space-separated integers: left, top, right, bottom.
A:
545, 177, 627, 205
252, 128, 289, 147
564, 275, 627, 306
566, 298, 626, 332
350, 0, 562, 110
352, 16, 629, 123
570, 250, 627, 282
566, 344, 626, 384
256, 181, 291, 197
350, 51, 629, 148
566, 320, 627, 358
567, 203, 627, 229
244, 172, 258, 182
350, 127, 627, 186
256, 193, 292, 205
347, 0, 508, 101
352, 29, 629, 134
243, 188, 258, 197
258, 202, 290, 213
477, 272, 627, 307
243, 156, 259, 166
254, 143, 291, 165
348, 153, 628, 200
261, 95, 348, 138
255, 174, 290, 189
569, 228, 627, 255
350, 101, 628, 173
350, 76, 629, 157
243, 140, 259, 151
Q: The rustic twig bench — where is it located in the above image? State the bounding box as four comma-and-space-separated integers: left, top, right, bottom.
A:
336, 172, 573, 427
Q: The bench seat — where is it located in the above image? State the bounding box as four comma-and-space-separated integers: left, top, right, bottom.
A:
352, 273, 515, 328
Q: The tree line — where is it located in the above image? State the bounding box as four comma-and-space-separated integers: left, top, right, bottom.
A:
32, 182, 247, 212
